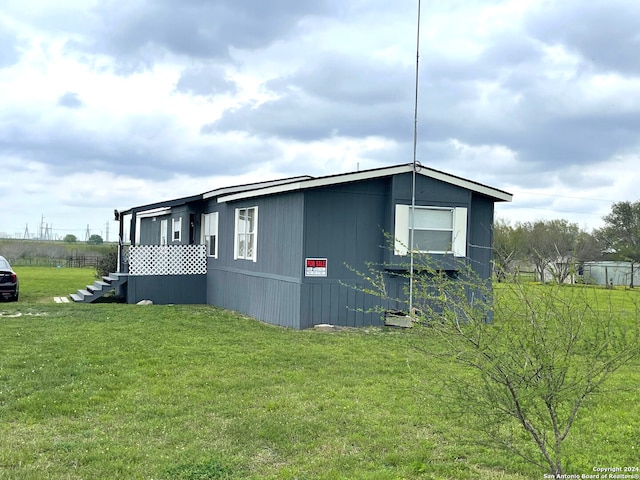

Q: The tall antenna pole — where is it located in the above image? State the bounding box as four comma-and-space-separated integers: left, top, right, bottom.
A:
409, 0, 422, 316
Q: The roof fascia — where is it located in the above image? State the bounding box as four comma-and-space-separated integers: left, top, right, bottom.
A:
217, 165, 412, 203
217, 164, 513, 203
202, 175, 314, 200
120, 194, 203, 216
136, 207, 172, 219
419, 167, 513, 202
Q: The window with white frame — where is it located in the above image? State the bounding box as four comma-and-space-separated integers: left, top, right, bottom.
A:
394, 204, 467, 257
172, 218, 182, 242
201, 212, 219, 258
160, 219, 168, 245
234, 207, 258, 261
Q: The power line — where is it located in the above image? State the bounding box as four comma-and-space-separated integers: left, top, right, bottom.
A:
509, 190, 617, 203
497, 205, 605, 219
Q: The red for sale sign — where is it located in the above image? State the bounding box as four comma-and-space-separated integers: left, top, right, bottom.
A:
305, 258, 327, 277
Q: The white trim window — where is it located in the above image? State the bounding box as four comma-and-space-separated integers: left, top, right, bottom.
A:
201, 212, 219, 258
234, 207, 258, 261
394, 205, 467, 257
160, 219, 168, 245
172, 218, 182, 242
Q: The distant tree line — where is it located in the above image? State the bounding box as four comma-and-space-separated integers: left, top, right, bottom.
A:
494, 200, 640, 285
63, 234, 104, 245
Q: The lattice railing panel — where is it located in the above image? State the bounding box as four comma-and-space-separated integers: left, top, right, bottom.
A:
129, 245, 207, 276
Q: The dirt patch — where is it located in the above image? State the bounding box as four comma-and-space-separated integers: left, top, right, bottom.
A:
0, 312, 48, 318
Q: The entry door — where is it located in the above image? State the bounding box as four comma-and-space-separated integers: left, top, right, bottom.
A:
160, 219, 168, 245
188, 214, 196, 244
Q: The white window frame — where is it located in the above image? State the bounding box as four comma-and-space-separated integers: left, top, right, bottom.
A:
234, 206, 258, 262
172, 218, 182, 242
394, 204, 467, 257
160, 219, 168, 245
201, 212, 219, 258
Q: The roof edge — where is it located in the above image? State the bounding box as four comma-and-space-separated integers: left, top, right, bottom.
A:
217, 163, 513, 203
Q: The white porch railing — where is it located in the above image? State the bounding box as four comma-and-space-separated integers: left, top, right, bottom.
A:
128, 245, 207, 276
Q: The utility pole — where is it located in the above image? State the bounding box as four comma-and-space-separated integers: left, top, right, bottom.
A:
105, 222, 109, 242
85, 224, 91, 242
23, 223, 30, 240
409, 0, 422, 316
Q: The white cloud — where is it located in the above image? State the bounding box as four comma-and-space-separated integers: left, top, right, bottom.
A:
1, 0, 639, 237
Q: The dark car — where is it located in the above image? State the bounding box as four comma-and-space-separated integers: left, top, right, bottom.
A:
0, 255, 19, 302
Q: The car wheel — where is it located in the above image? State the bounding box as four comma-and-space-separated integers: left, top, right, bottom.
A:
10, 292, 18, 302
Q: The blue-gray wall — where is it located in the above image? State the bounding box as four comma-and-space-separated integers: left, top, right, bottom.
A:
130, 172, 498, 329
207, 192, 305, 328
385, 173, 471, 266
139, 215, 170, 245
299, 174, 496, 328
300, 177, 392, 328
468, 193, 496, 280
127, 275, 206, 304
138, 203, 206, 246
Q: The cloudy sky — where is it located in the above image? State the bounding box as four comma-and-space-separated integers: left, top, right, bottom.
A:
1, 0, 638, 240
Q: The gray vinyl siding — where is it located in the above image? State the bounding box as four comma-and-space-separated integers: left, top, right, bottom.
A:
208, 269, 301, 329
126, 170, 501, 328
298, 174, 496, 328
207, 192, 305, 328
138, 204, 206, 246
300, 178, 391, 328
139, 215, 170, 245
386, 172, 472, 267
468, 193, 496, 280
168, 206, 190, 245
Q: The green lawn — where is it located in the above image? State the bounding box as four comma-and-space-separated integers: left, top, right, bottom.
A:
0, 268, 638, 479
11, 266, 99, 303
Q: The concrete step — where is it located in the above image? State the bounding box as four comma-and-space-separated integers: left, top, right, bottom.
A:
88, 280, 112, 293
77, 289, 93, 300
71, 273, 128, 304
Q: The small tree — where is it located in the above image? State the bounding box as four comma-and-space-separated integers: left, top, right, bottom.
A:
597, 200, 640, 288
95, 248, 117, 278
493, 219, 526, 282
63, 234, 77, 243
87, 234, 104, 245
352, 253, 639, 476
518, 220, 586, 284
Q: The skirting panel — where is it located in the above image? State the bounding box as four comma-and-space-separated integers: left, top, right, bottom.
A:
208, 269, 302, 328
128, 275, 206, 304
129, 245, 207, 276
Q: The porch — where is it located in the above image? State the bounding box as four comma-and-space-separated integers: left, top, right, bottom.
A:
123, 244, 207, 305
71, 244, 207, 304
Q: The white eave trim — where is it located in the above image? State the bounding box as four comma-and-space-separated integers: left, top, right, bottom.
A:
203, 175, 314, 200
217, 164, 513, 203
218, 166, 411, 203
135, 207, 172, 219
424, 169, 513, 202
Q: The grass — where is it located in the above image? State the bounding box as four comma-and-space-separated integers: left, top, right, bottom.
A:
0, 268, 639, 479
11, 266, 98, 303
